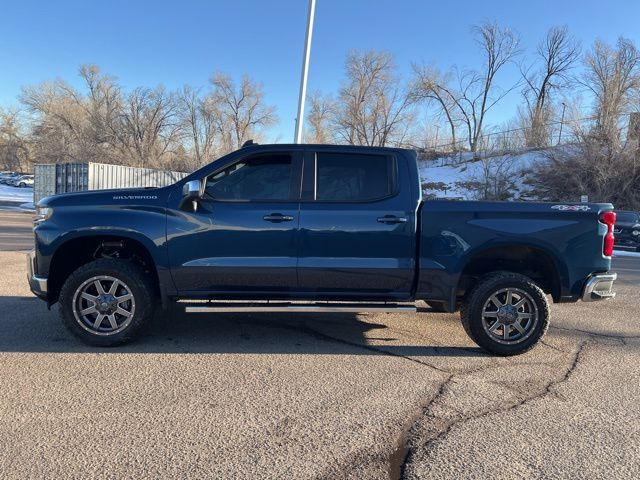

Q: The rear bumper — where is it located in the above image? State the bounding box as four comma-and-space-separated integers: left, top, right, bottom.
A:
27, 250, 48, 300
581, 272, 616, 302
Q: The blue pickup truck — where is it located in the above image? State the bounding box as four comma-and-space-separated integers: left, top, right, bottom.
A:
28, 144, 618, 355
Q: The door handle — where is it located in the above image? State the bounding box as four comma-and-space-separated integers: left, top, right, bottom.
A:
263, 213, 294, 222
377, 215, 407, 224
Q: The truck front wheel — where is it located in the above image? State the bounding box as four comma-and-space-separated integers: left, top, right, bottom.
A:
59, 259, 155, 346
460, 271, 550, 356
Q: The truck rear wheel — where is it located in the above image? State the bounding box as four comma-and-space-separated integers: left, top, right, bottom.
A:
460, 271, 549, 356
59, 259, 155, 346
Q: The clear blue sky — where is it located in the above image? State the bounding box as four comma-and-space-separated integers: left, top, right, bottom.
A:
1, 0, 639, 141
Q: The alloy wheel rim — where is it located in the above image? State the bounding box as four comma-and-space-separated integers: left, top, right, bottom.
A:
72, 275, 136, 336
481, 287, 538, 345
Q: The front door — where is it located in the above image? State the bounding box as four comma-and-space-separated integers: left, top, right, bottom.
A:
167, 152, 302, 295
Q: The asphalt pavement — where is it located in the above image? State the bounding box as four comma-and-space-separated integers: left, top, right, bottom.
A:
0, 210, 34, 251
0, 210, 638, 479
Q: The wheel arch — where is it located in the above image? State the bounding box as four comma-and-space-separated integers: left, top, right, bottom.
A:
456, 244, 565, 302
47, 233, 161, 306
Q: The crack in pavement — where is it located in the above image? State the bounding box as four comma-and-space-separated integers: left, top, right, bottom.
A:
394, 340, 589, 480
539, 338, 570, 353
237, 317, 581, 479
224, 316, 589, 480
296, 325, 459, 374
274, 322, 551, 382
551, 324, 640, 340
161, 313, 601, 480
387, 374, 455, 480
230, 317, 547, 479
237, 317, 459, 373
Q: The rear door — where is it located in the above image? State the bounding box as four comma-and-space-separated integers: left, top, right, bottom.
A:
297, 150, 417, 299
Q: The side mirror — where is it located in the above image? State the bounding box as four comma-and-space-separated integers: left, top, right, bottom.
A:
183, 180, 202, 199
181, 180, 202, 212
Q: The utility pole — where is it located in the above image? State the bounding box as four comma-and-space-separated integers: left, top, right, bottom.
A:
294, 0, 316, 144
558, 102, 567, 145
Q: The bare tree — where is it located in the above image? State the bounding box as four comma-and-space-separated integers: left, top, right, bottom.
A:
78, 65, 122, 152
525, 139, 640, 209
21, 79, 94, 163
411, 65, 459, 149
19, 65, 279, 170
114, 86, 181, 168
520, 26, 580, 147
456, 155, 520, 200
209, 73, 277, 152
0, 109, 31, 171
305, 91, 335, 143
332, 50, 415, 147
412, 23, 520, 153
581, 37, 640, 146
21, 65, 126, 165
22, 74, 182, 168
457, 22, 521, 152
177, 85, 218, 169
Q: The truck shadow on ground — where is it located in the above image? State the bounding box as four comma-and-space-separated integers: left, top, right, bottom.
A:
0, 296, 487, 356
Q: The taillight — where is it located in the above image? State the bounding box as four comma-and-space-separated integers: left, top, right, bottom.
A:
600, 211, 616, 257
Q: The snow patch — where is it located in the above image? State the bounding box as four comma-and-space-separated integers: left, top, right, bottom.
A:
0, 184, 34, 203
419, 150, 548, 200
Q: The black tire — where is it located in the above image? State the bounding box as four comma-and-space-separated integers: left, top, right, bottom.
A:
59, 259, 155, 346
18, 182, 25, 188
426, 301, 448, 313
460, 271, 549, 356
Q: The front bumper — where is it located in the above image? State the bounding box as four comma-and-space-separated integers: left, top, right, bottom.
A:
27, 250, 48, 300
582, 272, 616, 302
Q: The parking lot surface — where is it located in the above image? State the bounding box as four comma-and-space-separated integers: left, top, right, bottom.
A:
0, 211, 638, 479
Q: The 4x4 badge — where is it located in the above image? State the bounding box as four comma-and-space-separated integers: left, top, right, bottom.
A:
551, 205, 591, 211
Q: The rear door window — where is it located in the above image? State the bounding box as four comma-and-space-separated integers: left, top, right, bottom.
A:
315, 153, 395, 202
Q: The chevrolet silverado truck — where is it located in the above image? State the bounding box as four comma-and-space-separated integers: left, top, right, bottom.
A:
28, 144, 618, 355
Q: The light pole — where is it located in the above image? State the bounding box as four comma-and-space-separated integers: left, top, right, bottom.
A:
558, 102, 567, 145
294, 0, 316, 144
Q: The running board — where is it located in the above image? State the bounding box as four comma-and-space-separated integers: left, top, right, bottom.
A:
183, 301, 417, 314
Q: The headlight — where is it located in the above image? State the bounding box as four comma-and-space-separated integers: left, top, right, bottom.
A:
34, 206, 53, 225
632, 230, 640, 236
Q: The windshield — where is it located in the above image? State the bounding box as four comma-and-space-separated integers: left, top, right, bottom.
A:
617, 212, 639, 223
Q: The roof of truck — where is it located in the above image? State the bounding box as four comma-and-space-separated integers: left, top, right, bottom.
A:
240, 143, 414, 154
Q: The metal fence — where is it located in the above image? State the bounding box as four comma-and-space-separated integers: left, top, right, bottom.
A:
34, 162, 188, 203
415, 112, 637, 166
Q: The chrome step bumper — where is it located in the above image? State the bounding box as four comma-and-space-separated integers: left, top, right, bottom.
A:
27, 250, 48, 300
582, 272, 616, 302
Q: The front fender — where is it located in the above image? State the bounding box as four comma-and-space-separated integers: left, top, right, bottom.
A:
35, 204, 170, 284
